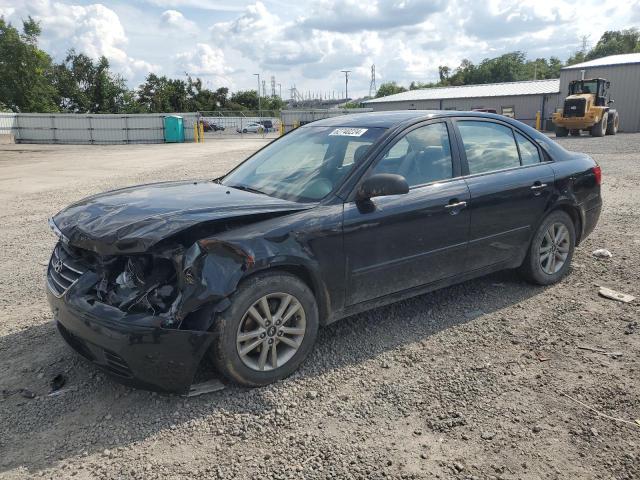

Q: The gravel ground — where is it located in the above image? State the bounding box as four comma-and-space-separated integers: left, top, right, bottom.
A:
0, 134, 638, 480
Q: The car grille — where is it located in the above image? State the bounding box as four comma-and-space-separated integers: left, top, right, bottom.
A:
563, 98, 586, 117
47, 243, 87, 297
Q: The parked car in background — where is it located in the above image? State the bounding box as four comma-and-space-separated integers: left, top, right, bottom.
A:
258, 120, 274, 131
46, 111, 601, 393
237, 122, 264, 134
200, 120, 225, 132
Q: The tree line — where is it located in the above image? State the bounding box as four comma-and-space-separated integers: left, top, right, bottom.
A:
0, 17, 284, 113
2, 17, 638, 111
375, 28, 640, 98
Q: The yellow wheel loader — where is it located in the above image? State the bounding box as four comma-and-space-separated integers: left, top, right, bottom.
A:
552, 78, 619, 137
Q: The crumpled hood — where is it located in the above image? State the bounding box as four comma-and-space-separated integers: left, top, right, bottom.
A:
52, 180, 310, 255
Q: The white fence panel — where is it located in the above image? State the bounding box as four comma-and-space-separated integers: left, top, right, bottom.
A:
0, 113, 17, 138
3, 112, 200, 144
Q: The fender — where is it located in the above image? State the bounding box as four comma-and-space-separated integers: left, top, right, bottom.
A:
173, 235, 332, 329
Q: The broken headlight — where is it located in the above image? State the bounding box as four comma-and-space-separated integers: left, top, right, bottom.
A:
99, 255, 178, 314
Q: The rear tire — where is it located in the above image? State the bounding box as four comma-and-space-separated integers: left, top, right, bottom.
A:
519, 211, 576, 286
606, 111, 619, 135
555, 126, 569, 137
210, 272, 319, 387
590, 113, 607, 137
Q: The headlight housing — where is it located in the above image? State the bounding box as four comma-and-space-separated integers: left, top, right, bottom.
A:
48, 217, 70, 244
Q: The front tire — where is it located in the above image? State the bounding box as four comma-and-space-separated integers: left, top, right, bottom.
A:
210, 272, 319, 386
606, 111, 619, 135
555, 126, 569, 137
519, 211, 576, 285
590, 113, 607, 137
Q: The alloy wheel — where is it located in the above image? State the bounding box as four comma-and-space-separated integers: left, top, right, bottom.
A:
236, 293, 306, 371
539, 222, 570, 274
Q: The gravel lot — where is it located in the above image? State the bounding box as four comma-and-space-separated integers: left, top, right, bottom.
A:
0, 134, 638, 480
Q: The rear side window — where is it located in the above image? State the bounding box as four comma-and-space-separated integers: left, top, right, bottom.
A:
457, 121, 520, 174
515, 132, 541, 165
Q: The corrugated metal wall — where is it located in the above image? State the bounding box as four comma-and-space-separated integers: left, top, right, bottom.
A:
367, 94, 559, 128
559, 64, 640, 132
0, 113, 200, 144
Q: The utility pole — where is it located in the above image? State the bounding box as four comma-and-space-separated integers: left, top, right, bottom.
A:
253, 73, 261, 115
369, 64, 377, 98
341, 70, 350, 102
581, 35, 591, 54
278, 83, 282, 99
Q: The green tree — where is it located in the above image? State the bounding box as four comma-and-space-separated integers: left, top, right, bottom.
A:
438, 65, 450, 84
566, 51, 586, 66
375, 82, 407, 98
0, 17, 58, 112
136, 74, 190, 112
53, 50, 133, 113
229, 90, 259, 109
586, 28, 640, 60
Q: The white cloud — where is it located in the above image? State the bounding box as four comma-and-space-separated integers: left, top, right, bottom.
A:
211, 1, 382, 76
1, 0, 636, 97
0, 6, 15, 17
461, 0, 567, 40
300, 0, 447, 32
160, 9, 198, 34
4, 1, 157, 77
144, 0, 247, 12
175, 43, 230, 77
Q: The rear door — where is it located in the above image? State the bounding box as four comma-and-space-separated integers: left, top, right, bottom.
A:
453, 118, 555, 270
342, 120, 471, 305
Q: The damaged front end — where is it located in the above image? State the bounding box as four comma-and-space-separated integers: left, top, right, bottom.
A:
46, 231, 254, 394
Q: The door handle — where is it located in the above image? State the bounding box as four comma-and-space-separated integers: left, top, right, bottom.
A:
530, 183, 547, 191
444, 200, 467, 210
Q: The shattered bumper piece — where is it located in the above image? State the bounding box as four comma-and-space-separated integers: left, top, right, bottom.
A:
47, 286, 217, 394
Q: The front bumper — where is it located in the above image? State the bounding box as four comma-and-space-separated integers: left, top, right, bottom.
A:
47, 274, 217, 394
552, 113, 598, 129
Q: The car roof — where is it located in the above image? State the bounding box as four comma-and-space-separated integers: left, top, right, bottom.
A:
305, 110, 517, 129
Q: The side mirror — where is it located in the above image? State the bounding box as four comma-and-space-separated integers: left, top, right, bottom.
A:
356, 173, 409, 201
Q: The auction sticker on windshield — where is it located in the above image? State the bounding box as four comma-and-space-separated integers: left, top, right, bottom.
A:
329, 128, 368, 137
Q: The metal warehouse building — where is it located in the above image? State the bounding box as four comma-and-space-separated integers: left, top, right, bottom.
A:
363, 79, 560, 128
559, 53, 640, 132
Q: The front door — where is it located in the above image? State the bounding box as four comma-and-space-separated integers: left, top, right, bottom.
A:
454, 119, 555, 270
342, 121, 470, 306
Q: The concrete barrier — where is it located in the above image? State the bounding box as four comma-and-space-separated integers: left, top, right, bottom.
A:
0, 133, 15, 144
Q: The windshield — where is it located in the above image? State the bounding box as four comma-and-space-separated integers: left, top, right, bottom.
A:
222, 125, 387, 202
570, 80, 598, 95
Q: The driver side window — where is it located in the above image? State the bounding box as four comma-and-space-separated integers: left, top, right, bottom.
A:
371, 123, 453, 187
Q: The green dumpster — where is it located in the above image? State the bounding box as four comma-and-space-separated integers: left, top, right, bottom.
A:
163, 115, 184, 143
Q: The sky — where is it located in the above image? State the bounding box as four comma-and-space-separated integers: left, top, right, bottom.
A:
1, 0, 639, 99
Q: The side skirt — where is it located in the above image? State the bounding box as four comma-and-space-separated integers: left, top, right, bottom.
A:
325, 260, 519, 325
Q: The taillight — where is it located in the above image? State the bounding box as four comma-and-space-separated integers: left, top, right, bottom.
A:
592, 165, 602, 185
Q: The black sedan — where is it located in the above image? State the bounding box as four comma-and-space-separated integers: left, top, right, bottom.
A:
46, 111, 602, 392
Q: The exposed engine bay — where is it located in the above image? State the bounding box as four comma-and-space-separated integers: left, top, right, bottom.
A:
94, 253, 178, 316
